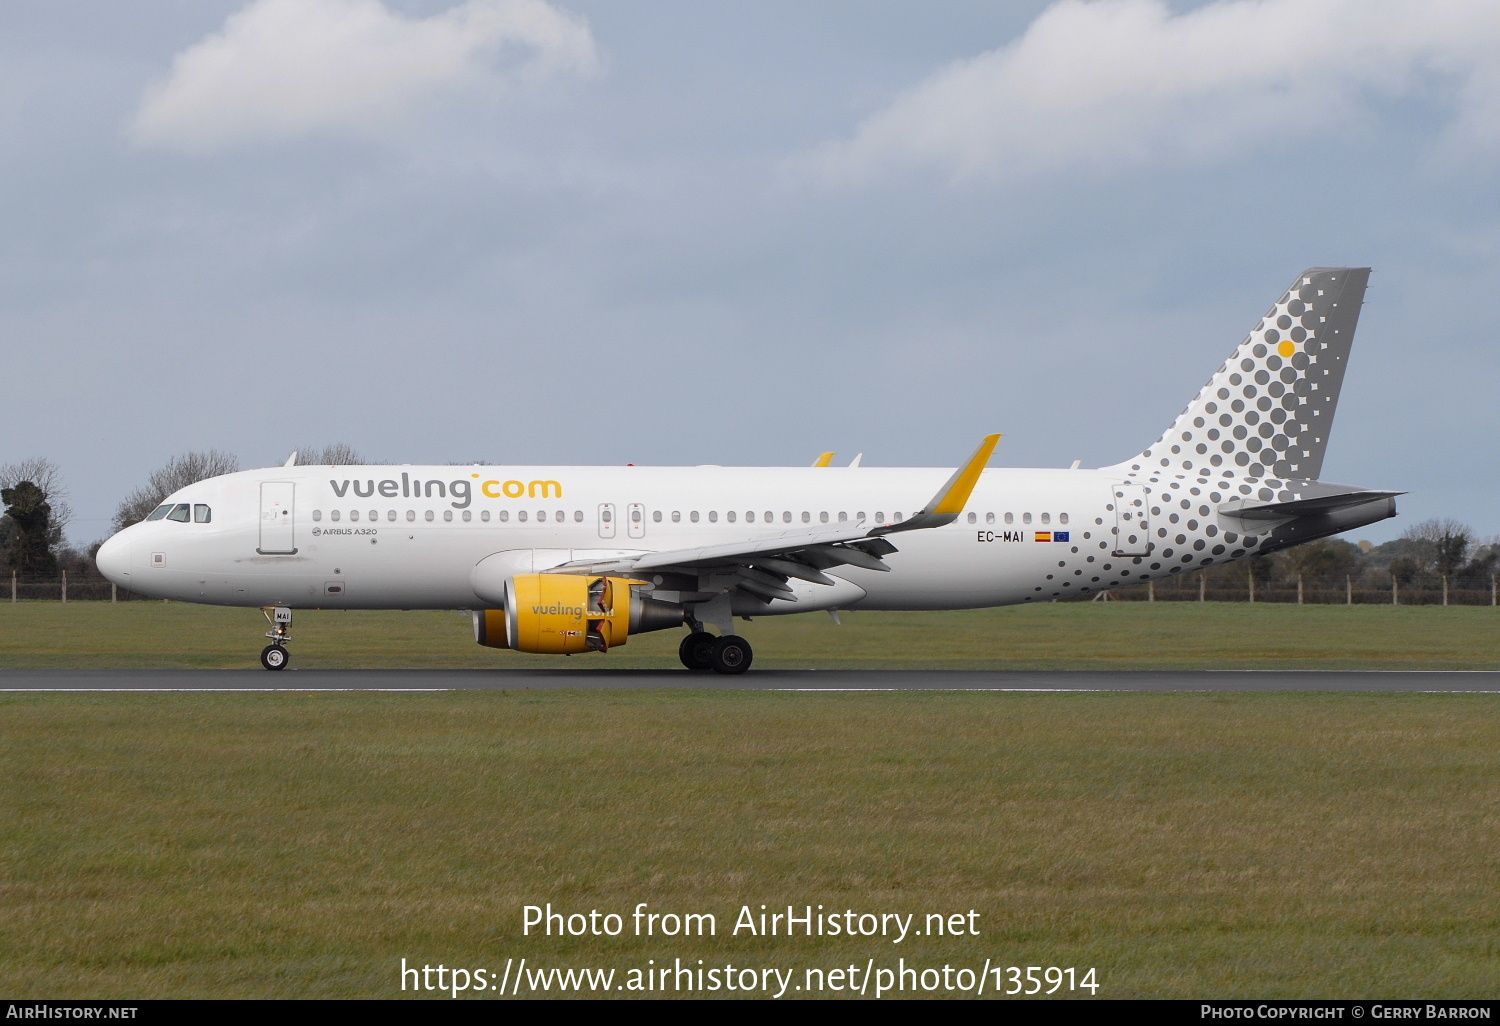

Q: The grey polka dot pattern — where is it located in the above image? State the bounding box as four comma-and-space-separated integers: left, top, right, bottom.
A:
1121, 267, 1368, 485
1060, 267, 1376, 595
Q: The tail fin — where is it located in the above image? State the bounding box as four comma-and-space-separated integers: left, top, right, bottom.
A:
1108, 267, 1369, 484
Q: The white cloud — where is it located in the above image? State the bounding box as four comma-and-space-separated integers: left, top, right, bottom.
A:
131, 0, 598, 153
810, 0, 1500, 185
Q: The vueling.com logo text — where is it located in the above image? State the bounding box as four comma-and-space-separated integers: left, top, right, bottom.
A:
329, 472, 563, 510
532, 604, 584, 618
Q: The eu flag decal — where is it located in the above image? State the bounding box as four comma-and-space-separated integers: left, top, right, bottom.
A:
1055, 532, 1070, 542
1034, 531, 1052, 542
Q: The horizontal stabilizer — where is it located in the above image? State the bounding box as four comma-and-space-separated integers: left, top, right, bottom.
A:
1219, 489, 1402, 521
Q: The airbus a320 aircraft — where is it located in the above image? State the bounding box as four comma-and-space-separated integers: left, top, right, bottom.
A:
96, 268, 1398, 674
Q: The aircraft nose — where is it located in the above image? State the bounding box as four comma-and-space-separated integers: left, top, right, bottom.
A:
95, 533, 132, 584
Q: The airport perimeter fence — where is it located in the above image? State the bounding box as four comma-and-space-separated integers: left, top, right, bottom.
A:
1102, 571, 1500, 606
4, 570, 145, 603
6, 569, 1497, 606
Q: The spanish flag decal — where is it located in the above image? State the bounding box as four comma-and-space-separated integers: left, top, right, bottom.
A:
1035, 531, 1052, 542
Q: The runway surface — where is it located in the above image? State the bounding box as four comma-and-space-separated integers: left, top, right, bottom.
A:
3, 668, 1500, 691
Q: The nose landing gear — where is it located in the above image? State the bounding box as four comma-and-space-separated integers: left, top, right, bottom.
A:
260, 606, 292, 671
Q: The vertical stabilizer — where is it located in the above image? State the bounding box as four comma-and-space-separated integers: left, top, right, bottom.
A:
1107, 267, 1369, 483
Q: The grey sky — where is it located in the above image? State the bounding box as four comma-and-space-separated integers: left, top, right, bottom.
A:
2, 0, 1495, 546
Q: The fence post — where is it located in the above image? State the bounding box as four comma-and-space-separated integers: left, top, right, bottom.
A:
1493, 575, 1497, 607
1199, 575, 1206, 603
1297, 573, 1304, 606
1442, 576, 1449, 607
61, 570, 67, 604
9, 570, 14, 603
112, 582, 118, 603
1148, 581, 1155, 603
1392, 575, 1398, 606
1248, 568, 1256, 604
1347, 575, 1353, 605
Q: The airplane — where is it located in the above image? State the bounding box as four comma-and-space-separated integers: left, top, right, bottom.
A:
95, 267, 1398, 674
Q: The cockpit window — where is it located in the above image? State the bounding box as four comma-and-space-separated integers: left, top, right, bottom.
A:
166, 503, 191, 523
194, 504, 212, 523
145, 504, 174, 522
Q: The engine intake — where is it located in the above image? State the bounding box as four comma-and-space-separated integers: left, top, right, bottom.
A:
472, 574, 684, 654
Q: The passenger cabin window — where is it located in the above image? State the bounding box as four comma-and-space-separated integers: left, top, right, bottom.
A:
406, 510, 416, 522
725, 511, 735, 523
653, 511, 662, 523
690, 512, 699, 523
1041, 512, 1051, 524
312, 510, 323, 522
819, 512, 829, 523
425, 510, 435, 522
1060, 512, 1070, 524
802, 512, 811, 523
462, 510, 472, 522
556, 510, 565, 522
574, 510, 583, 522
194, 504, 211, 523
350, 510, 360, 522
499, 510, 509, 522
986, 512, 995, 524
444, 511, 454, 522
166, 503, 191, 523
388, 510, 396, 522
967, 512, 977, 524
481, 510, 490, 522
1023, 513, 1032, 524
783, 511, 792, 523
146, 504, 174, 521
1005, 512, 1014, 525
672, 511, 681, 523
331, 510, 341, 522
709, 511, 718, 523
517, 511, 526, 522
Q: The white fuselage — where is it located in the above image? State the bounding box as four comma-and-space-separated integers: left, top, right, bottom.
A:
96, 462, 1174, 612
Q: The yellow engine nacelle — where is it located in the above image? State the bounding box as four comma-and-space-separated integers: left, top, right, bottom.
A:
472, 574, 684, 655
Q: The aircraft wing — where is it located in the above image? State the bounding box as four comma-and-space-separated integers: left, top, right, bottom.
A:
546, 435, 999, 602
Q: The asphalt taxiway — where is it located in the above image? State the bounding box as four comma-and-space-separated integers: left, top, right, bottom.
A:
3, 669, 1498, 691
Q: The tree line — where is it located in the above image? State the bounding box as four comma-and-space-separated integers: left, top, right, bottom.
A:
1, 446, 362, 589
1106, 519, 1496, 605
1, 450, 1494, 604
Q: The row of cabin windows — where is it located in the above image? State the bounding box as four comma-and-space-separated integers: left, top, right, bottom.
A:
308, 508, 1069, 526
970, 511, 1067, 525
312, 508, 584, 523
145, 503, 212, 523
657, 510, 886, 524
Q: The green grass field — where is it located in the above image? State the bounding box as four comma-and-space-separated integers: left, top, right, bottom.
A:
2, 600, 1499, 669
3, 690, 1499, 998
4, 604, 1499, 999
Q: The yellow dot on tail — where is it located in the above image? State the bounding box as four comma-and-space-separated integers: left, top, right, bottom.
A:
1278, 339, 1296, 358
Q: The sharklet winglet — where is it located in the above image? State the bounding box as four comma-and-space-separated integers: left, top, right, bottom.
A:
876, 434, 1000, 535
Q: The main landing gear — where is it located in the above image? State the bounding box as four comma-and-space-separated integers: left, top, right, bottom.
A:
260, 606, 292, 671
678, 630, 753, 675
